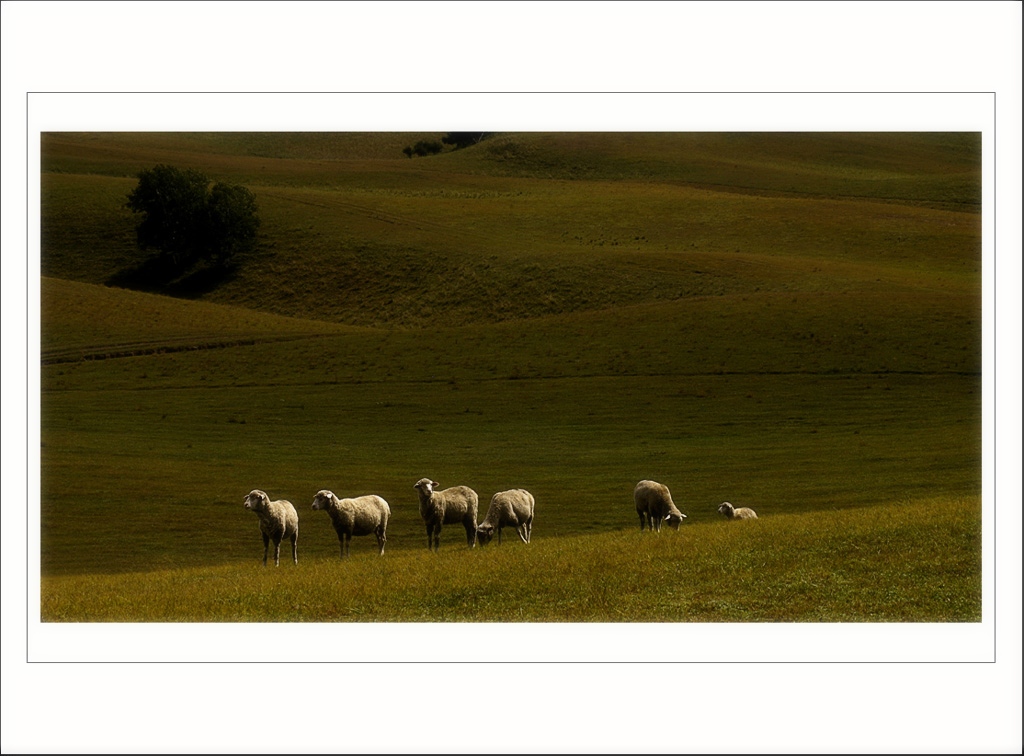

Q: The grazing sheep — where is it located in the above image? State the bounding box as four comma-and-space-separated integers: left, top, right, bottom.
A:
476, 489, 535, 546
413, 478, 479, 550
243, 489, 299, 567
311, 489, 390, 558
634, 480, 688, 532
718, 501, 758, 520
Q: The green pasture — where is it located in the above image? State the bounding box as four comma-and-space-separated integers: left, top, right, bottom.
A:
38, 132, 982, 622
41, 497, 980, 622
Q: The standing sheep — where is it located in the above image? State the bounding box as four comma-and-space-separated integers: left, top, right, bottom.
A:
634, 480, 688, 532
718, 501, 758, 520
476, 489, 535, 546
243, 489, 299, 567
311, 489, 390, 558
413, 478, 479, 550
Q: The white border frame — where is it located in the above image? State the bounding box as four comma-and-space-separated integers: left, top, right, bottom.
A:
25, 92, 997, 666
5, 3, 1020, 753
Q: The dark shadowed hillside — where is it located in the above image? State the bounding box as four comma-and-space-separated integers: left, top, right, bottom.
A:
41, 132, 980, 328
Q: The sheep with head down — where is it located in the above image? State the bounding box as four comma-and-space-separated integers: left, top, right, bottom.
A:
476, 489, 535, 546
311, 489, 390, 558
243, 489, 299, 567
718, 501, 758, 520
634, 479, 688, 532
414, 478, 479, 550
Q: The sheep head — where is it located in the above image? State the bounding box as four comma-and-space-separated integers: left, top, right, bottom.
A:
476, 524, 495, 545
244, 489, 269, 512
413, 478, 438, 496
718, 502, 735, 518
311, 490, 336, 511
665, 512, 688, 530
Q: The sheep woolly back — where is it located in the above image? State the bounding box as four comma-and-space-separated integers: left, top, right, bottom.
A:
312, 489, 390, 525
413, 478, 479, 522
634, 479, 687, 530
244, 489, 299, 532
414, 478, 480, 549
243, 489, 299, 566
635, 480, 684, 516
480, 488, 535, 528
312, 489, 391, 557
477, 489, 536, 544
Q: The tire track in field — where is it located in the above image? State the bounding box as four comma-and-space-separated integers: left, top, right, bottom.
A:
41, 333, 332, 365
44, 368, 980, 394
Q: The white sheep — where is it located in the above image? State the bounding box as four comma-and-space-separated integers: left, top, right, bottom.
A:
634, 479, 688, 532
476, 488, 535, 545
718, 501, 758, 520
311, 489, 390, 558
243, 489, 299, 567
413, 478, 479, 550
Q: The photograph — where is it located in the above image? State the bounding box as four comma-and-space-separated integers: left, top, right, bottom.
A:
37, 128, 984, 629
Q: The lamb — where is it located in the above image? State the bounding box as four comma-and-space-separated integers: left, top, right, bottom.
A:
634, 479, 688, 532
476, 488, 535, 545
311, 489, 390, 558
413, 478, 479, 550
243, 489, 299, 567
718, 501, 758, 520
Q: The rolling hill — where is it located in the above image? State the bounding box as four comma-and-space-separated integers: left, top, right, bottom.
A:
38, 131, 982, 622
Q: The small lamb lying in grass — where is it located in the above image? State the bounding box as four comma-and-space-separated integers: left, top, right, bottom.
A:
718, 501, 758, 520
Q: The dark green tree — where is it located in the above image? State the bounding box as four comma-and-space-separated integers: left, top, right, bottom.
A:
205, 182, 260, 266
402, 140, 444, 157
125, 164, 260, 277
442, 132, 490, 149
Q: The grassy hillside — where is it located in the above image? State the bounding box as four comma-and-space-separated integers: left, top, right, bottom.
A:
41, 497, 980, 622
42, 277, 361, 361
38, 132, 982, 622
41, 131, 979, 327
42, 131, 981, 205
40, 279, 980, 580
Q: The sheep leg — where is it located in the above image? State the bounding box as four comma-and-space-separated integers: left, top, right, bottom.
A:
273, 536, 283, 567
291, 532, 298, 565
497, 526, 503, 545
464, 522, 476, 548
431, 524, 440, 552
517, 525, 529, 544
262, 533, 270, 567
377, 527, 387, 556
638, 513, 646, 531
426, 524, 434, 551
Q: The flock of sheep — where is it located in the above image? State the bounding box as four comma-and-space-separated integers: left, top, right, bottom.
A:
243, 478, 755, 567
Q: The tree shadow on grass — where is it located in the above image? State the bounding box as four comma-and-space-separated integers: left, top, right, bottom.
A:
107, 257, 239, 298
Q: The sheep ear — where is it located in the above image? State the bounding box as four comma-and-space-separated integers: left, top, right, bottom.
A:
432, 480, 439, 487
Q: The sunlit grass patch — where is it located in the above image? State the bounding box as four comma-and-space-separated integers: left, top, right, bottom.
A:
41, 497, 980, 623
